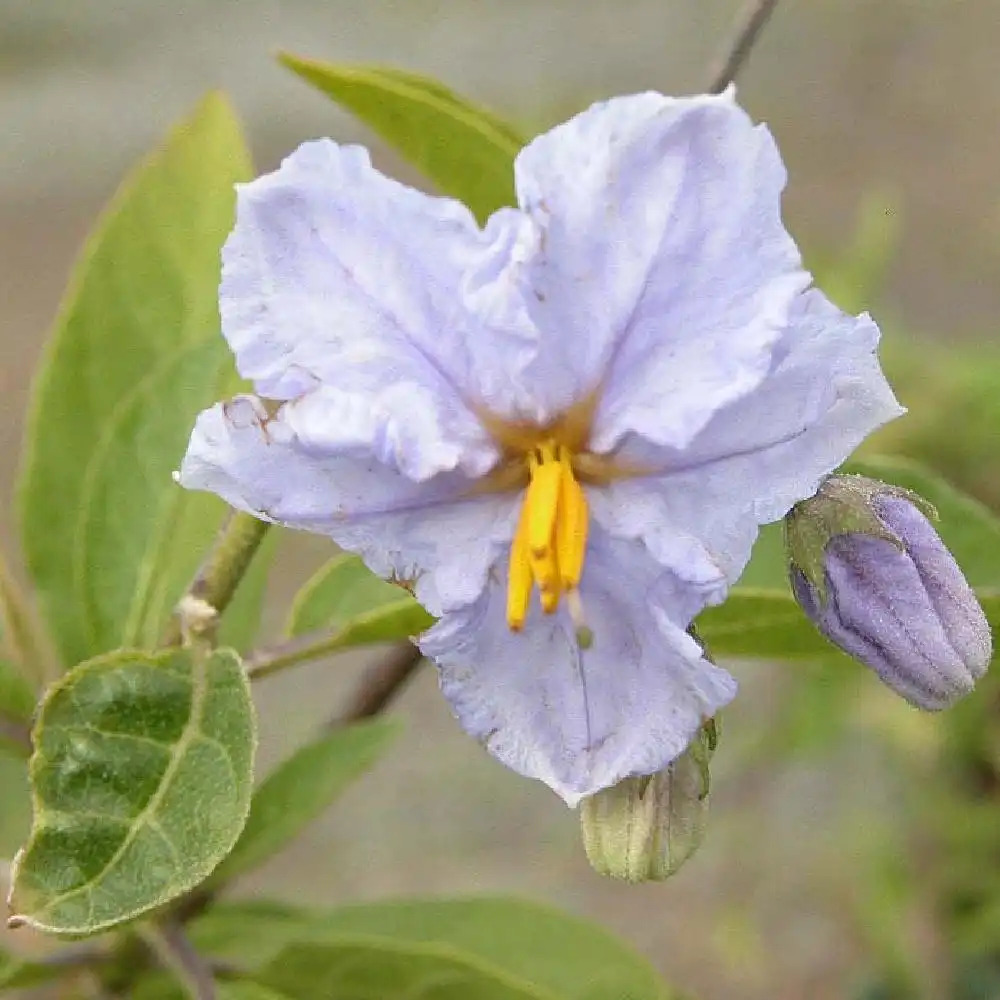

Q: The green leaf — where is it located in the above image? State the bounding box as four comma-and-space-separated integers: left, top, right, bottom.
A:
211, 719, 400, 885
259, 940, 551, 1000
8, 646, 256, 934
286, 553, 434, 645
849, 456, 1000, 589
308, 898, 669, 1000
697, 589, 834, 662
279, 54, 523, 222
191, 898, 672, 1000
191, 901, 319, 967
735, 522, 788, 592
18, 93, 253, 667
74, 340, 229, 655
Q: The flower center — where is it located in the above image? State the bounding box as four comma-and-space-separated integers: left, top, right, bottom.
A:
506, 440, 590, 635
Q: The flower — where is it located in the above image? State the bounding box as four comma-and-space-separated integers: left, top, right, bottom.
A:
788, 475, 991, 710
179, 88, 902, 805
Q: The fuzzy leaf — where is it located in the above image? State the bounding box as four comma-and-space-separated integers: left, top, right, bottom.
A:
8, 647, 255, 934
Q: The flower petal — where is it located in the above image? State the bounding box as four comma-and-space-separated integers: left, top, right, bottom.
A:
178, 393, 516, 614
421, 527, 737, 805
464, 90, 808, 440
592, 289, 905, 584
220, 139, 523, 463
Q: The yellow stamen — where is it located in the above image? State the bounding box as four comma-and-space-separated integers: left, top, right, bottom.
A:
505, 440, 591, 635
526, 446, 562, 559
539, 588, 560, 614
506, 499, 533, 632
555, 449, 588, 589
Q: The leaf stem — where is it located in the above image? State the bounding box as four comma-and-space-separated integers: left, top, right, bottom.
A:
244, 626, 350, 682
161, 512, 270, 647
704, 0, 781, 94
246, 624, 424, 684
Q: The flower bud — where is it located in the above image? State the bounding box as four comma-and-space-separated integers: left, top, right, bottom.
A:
786, 474, 991, 711
579, 718, 717, 882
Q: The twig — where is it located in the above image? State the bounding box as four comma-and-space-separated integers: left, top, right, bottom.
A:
161, 512, 270, 647
137, 920, 217, 1000
704, 0, 781, 94
332, 641, 424, 724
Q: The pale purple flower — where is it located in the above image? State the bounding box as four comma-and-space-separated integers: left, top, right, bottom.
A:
179, 89, 902, 805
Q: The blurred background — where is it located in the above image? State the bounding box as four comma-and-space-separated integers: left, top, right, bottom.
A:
3, 2, 1000, 999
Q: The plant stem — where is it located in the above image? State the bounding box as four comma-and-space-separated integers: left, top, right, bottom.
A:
244, 626, 350, 682
332, 642, 424, 724
704, 0, 781, 94
161, 512, 270, 647
245, 625, 424, 685
137, 921, 217, 1000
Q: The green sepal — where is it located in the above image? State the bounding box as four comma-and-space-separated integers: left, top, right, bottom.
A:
784, 474, 933, 603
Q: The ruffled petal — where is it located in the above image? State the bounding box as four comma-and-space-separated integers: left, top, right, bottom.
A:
591, 289, 905, 584
421, 526, 737, 805
220, 139, 525, 465
463, 90, 808, 438
178, 393, 516, 614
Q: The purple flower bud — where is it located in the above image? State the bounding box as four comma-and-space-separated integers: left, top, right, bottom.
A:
787, 476, 991, 711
